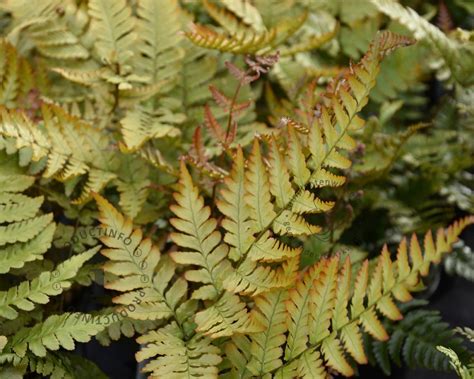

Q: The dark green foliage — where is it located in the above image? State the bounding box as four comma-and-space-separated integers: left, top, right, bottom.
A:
365, 300, 471, 375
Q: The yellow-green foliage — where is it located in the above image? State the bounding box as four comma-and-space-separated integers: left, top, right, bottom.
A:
0, 1, 473, 378
0, 154, 106, 377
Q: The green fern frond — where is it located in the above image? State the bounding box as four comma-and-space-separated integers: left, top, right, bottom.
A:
135, 0, 184, 86
0, 247, 98, 320
119, 105, 184, 152
444, 240, 474, 282
456, 327, 474, 343
136, 323, 222, 378
0, 104, 119, 203
370, 0, 474, 85
95, 311, 159, 346
0, 158, 55, 274
27, 351, 108, 379
437, 346, 474, 379
365, 301, 468, 375
5, 0, 91, 61
2, 312, 108, 358
0, 40, 34, 108
95, 195, 193, 323
88, 0, 136, 65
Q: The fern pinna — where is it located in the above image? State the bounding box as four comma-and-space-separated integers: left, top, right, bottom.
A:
87, 31, 474, 378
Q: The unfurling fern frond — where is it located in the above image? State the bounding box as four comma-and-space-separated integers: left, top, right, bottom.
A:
0, 155, 55, 274
1, 312, 108, 358
365, 300, 468, 375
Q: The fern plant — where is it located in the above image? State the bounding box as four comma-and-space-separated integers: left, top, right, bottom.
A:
0, 1, 473, 378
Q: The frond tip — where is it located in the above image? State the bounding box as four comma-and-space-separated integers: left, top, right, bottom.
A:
266, 216, 473, 377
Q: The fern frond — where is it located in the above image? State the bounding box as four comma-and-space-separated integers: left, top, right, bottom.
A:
0, 162, 55, 273
169, 41, 217, 122
365, 301, 468, 375
119, 105, 184, 152
284, 261, 325, 361
436, 347, 474, 379
170, 162, 231, 300
0, 40, 34, 108
0, 104, 118, 202
185, 10, 307, 54
94, 195, 185, 321
88, 0, 136, 65
216, 147, 255, 262
26, 351, 108, 379
114, 156, 151, 220
51, 67, 109, 87
168, 31, 414, 341
217, 31, 412, 292
273, 216, 473, 377
135, 0, 184, 86
195, 291, 264, 338
444, 240, 474, 282
370, 0, 474, 84
95, 310, 159, 346
0, 192, 43, 224
456, 327, 474, 343
3, 312, 108, 358
136, 323, 222, 378
0, 247, 98, 320
247, 289, 288, 376
220, 0, 266, 32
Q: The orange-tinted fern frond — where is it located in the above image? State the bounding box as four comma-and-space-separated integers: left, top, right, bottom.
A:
270, 216, 474, 378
